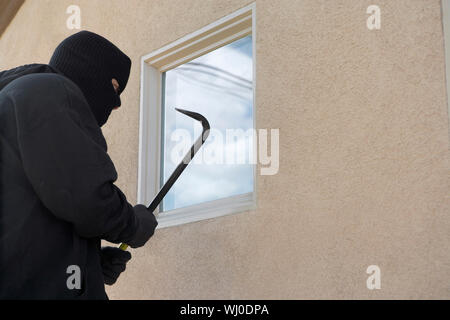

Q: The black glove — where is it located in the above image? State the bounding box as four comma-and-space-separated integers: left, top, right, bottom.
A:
127, 204, 158, 249
100, 247, 132, 286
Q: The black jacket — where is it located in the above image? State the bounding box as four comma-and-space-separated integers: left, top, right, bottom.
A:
0, 64, 140, 299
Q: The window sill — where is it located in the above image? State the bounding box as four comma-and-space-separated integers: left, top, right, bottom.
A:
156, 192, 256, 228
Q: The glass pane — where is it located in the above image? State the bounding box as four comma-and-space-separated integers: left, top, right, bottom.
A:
161, 35, 253, 211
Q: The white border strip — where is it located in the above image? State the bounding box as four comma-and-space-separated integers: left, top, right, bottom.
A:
142, 3, 255, 62
149, 15, 252, 66
441, 0, 450, 137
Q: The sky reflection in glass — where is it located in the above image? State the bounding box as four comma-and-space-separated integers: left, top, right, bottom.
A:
162, 35, 253, 211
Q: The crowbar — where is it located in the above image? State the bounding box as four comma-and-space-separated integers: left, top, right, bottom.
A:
119, 108, 210, 250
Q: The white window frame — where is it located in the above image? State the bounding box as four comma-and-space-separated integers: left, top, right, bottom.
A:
138, 3, 257, 228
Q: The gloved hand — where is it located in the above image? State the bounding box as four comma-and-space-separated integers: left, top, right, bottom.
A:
100, 247, 132, 285
127, 204, 158, 249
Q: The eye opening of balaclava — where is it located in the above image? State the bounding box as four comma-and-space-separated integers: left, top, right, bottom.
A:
49, 31, 132, 127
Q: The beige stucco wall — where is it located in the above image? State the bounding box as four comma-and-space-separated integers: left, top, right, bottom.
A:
1, 0, 449, 299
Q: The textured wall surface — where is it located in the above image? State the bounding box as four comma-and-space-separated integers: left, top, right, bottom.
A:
1, 0, 449, 299
0, 0, 24, 37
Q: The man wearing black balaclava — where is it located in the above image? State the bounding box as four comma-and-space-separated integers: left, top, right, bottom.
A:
0, 31, 157, 299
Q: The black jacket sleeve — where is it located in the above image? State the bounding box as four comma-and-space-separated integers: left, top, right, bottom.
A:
11, 73, 139, 244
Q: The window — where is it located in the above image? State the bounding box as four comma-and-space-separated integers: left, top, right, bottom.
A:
139, 4, 256, 228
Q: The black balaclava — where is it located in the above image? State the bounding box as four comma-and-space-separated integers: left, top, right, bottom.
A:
49, 31, 132, 127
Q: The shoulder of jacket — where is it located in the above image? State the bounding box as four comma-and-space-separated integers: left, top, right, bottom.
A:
7, 73, 74, 97
7, 73, 90, 131
6, 73, 89, 114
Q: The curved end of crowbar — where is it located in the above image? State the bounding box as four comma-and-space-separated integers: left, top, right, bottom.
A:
175, 108, 210, 140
